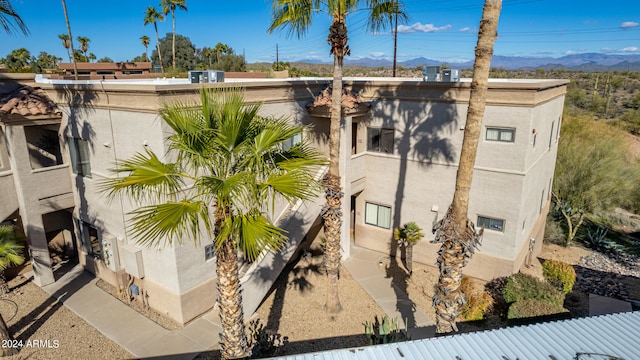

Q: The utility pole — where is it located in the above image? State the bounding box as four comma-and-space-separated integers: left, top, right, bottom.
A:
61, 0, 78, 80
276, 44, 279, 71
392, 9, 398, 77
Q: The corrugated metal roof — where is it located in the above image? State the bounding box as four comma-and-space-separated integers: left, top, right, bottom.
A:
271, 311, 640, 360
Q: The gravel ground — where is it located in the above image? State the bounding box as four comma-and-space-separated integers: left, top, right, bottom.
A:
0, 275, 132, 360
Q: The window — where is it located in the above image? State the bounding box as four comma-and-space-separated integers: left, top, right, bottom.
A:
205, 243, 216, 261
80, 221, 102, 259
486, 127, 515, 142
367, 127, 394, 153
365, 202, 391, 229
68, 137, 91, 177
282, 133, 302, 151
477, 215, 505, 232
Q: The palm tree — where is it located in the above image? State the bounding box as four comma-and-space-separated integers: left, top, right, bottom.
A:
0, 0, 29, 35
141, 35, 150, 61
0, 225, 25, 357
214, 42, 229, 63
431, 0, 502, 334
144, 6, 165, 73
58, 33, 72, 62
269, 0, 406, 314
393, 221, 424, 275
160, 0, 187, 69
100, 88, 325, 359
61, 0, 78, 80
76, 36, 90, 60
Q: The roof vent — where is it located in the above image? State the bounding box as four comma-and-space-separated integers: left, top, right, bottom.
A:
188, 70, 224, 83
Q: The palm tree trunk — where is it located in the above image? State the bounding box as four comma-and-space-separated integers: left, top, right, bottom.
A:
0, 314, 17, 356
171, 10, 176, 69
154, 25, 164, 74
61, 0, 78, 80
432, 0, 502, 334
215, 206, 248, 359
0, 271, 9, 295
322, 20, 347, 314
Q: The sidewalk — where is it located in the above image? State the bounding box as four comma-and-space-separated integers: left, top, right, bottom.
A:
39, 246, 434, 359
343, 246, 435, 339
41, 264, 222, 359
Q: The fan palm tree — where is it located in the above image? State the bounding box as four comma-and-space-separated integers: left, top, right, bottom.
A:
269, 0, 407, 314
141, 35, 150, 61
0, 0, 28, 35
160, 0, 187, 69
76, 36, 90, 60
214, 42, 229, 63
0, 225, 25, 357
431, 0, 502, 334
393, 221, 424, 275
58, 33, 72, 61
101, 88, 325, 359
144, 6, 165, 73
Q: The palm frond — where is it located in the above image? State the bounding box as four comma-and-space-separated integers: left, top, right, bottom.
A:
215, 213, 287, 262
0, 226, 24, 270
100, 149, 186, 203
127, 200, 211, 248
268, 0, 319, 38
366, 0, 409, 33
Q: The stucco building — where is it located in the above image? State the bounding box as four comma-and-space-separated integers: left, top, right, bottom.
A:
0, 73, 567, 325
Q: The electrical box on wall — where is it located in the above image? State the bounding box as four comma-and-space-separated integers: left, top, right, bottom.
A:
101, 234, 121, 272
121, 243, 145, 279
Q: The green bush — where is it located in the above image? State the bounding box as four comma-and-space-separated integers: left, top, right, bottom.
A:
507, 299, 568, 319
542, 260, 576, 294
503, 273, 564, 306
460, 277, 493, 321
543, 218, 566, 245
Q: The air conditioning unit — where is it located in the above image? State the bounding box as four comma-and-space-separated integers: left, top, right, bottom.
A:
442, 69, 460, 82
189, 70, 224, 83
422, 65, 441, 82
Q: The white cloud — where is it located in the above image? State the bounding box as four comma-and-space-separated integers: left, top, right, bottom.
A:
397, 22, 452, 34
621, 46, 640, 52
459, 27, 474, 33
369, 52, 385, 58
621, 21, 639, 29
565, 50, 578, 55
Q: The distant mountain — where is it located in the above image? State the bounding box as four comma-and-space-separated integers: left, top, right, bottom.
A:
293, 53, 640, 71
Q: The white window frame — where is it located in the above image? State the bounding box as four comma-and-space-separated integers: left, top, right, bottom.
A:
68, 137, 91, 177
365, 202, 392, 229
486, 127, 515, 143
79, 220, 102, 259
477, 215, 505, 232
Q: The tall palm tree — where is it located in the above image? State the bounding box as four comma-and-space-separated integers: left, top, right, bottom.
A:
101, 88, 325, 359
0, 0, 29, 35
431, 0, 502, 334
144, 6, 165, 73
160, 0, 187, 69
214, 42, 229, 63
61, 0, 78, 80
269, 0, 406, 314
76, 36, 90, 60
0, 225, 25, 357
141, 35, 150, 61
58, 33, 72, 62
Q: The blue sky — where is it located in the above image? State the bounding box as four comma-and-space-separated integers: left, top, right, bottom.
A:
1, 0, 639, 64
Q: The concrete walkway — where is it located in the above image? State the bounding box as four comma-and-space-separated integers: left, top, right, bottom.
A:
41, 264, 222, 359
35, 246, 435, 359
343, 246, 436, 339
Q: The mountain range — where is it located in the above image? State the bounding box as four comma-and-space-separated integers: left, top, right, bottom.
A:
300, 53, 640, 71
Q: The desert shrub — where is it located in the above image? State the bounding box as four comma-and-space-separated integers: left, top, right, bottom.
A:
503, 273, 564, 306
544, 218, 566, 245
460, 277, 493, 321
363, 315, 409, 345
507, 299, 568, 319
542, 260, 576, 294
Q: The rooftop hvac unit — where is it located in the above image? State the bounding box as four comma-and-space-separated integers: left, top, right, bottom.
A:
442, 69, 460, 82
189, 70, 224, 83
422, 65, 440, 82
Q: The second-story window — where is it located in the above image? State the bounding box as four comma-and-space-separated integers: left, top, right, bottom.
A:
486, 127, 515, 143
68, 137, 91, 177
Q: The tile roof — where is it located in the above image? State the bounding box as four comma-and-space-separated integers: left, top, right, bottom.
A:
0, 85, 61, 117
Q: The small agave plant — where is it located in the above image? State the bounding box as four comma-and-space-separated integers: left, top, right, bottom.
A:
394, 222, 425, 275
